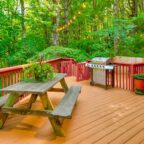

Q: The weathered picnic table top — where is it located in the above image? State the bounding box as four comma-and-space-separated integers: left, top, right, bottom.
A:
0, 73, 67, 94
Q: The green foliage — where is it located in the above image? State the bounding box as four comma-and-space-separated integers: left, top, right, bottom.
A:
134, 74, 144, 80
28, 46, 89, 62
24, 62, 55, 82
135, 89, 144, 95
133, 13, 144, 33
1, 0, 144, 67
118, 33, 144, 57
7, 34, 47, 66
68, 39, 112, 58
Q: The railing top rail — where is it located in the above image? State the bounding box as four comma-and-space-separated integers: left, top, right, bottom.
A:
0, 66, 23, 74
113, 62, 144, 66
77, 62, 86, 64
0, 57, 75, 74
133, 63, 144, 66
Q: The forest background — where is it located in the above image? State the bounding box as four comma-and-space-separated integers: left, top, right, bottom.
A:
0, 0, 144, 67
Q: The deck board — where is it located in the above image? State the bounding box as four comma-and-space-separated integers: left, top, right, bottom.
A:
140, 139, 144, 144
0, 76, 144, 144
66, 99, 144, 138
125, 129, 144, 144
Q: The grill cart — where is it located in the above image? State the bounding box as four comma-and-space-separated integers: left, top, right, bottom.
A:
86, 57, 114, 89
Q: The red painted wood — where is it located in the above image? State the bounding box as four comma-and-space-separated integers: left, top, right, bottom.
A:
131, 64, 135, 91
113, 63, 144, 91
1, 58, 144, 94
60, 60, 73, 76
6, 74, 9, 87
123, 66, 125, 89
115, 65, 118, 87
129, 65, 131, 91
76, 62, 90, 81
126, 66, 129, 89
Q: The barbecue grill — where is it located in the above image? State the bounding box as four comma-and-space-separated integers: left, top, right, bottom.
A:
86, 57, 114, 89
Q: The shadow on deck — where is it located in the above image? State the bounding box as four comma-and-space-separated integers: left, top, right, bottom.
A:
0, 76, 144, 144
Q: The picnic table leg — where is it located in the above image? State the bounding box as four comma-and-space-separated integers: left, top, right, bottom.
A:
59, 78, 69, 124
28, 94, 38, 109
0, 93, 20, 128
39, 93, 65, 136
60, 78, 69, 93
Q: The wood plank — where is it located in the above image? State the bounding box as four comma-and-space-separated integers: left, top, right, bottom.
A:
52, 86, 81, 118
71, 94, 137, 121
27, 94, 38, 109
0, 95, 9, 107
39, 93, 65, 136
64, 99, 144, 143
39, 93, 54, 110
60, 78, 69, 92
120, 128, 144, 144
49, 88, 64, 92
118, 129, 144, 144
85, 113, 144, 144
109, 120, 144, 144
90, 114, 144, 144
2, 107, 53, 117
0, 73, 67, 94
140, 139, 144, 144
0, 92, 20, 128
66, 95, 144, 137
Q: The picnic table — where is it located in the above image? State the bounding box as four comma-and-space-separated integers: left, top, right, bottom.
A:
0, 73, 81, 136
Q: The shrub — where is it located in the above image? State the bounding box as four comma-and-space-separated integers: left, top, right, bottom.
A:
7, 34, 47, 66
135, 89, 144, 95
24, 62, 54, 82
134, 74, 144, 80
28, 46, 89, 62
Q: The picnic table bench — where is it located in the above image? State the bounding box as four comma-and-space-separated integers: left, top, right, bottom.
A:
0, 95, 9, 107
0, 73, 81, 136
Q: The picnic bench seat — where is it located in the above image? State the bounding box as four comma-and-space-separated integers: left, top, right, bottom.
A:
0, 95, 9, 108
0, 93, 24, 108
52, 85, 81, 118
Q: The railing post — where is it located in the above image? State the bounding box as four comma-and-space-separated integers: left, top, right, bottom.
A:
130, 64, 135, 92
76, 63, 80, 81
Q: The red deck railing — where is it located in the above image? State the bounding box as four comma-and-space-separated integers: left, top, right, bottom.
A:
74, 60, 144, 91
60, 59, 77, 76
0, 58, 74, 96
0, 58, 144, 95
76, 62, 91, 81
114, 62, 144, 91
114, 63, 131, 91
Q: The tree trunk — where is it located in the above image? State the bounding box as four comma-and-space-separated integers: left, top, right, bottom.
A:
92, 0, 97, 31
52, 0, 60, 46
113, 0, 119, 55
63, 0, 69, 45
142, 0, 144, 10
131, 0, 138, 16
139, 0, 144, 11
128, 0, 138, 17
20, 0, 26, 38
43, 25, 50, 46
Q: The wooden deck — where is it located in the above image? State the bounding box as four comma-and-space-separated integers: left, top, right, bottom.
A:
1, 76, 144, 144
